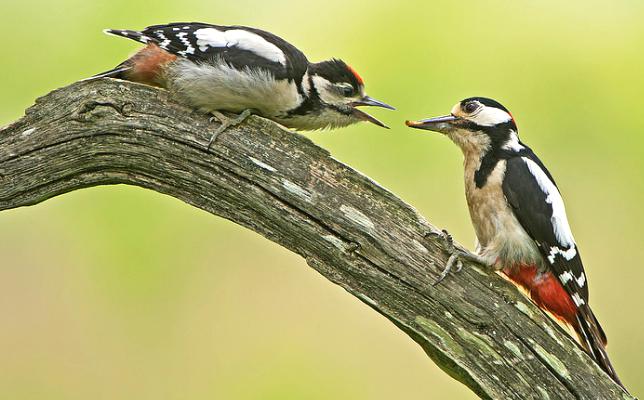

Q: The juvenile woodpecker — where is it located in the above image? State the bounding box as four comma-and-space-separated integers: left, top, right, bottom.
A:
94, 22, 394, 145
406, 98, 624, 387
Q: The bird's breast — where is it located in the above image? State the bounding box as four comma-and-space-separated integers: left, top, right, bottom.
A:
464, 158, 542, 268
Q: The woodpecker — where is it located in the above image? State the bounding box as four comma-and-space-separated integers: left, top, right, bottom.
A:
94, 22, 394, 146
406, 98, 624, 388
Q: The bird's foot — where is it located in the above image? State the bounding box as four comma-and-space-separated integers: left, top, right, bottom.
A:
432, 229, 490, 286
207, 109, 253, 149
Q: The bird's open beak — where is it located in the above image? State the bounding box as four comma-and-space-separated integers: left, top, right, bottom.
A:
405, 115, 458, 134
353, 96, 396, 110
351, 96, 395, 129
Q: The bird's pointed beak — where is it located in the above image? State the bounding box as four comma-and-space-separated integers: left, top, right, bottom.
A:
352, 96, 396, 110
351, 96, 395, 129
405, 115, 458, 134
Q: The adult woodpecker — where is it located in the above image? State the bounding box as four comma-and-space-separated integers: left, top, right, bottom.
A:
94, 22, 394, 146
406, 97, 624, 388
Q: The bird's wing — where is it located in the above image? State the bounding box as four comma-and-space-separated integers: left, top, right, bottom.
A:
503, 153, 617, 384
502, 153, 589, 304
106, 22, 309, 81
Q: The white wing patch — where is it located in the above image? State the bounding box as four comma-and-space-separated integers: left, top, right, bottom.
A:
559, 271, 573, 284
193, 28, 286, 65
548, 245, 577, 263
571, 292, 586, 306
576, 272, 586, 287
176, 31, 195, 56
522, 157, 576, 252
156, 31, 171, 50
558, 270, 585, 288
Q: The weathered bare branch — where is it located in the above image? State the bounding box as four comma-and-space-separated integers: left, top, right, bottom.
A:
0, 80, 631, 399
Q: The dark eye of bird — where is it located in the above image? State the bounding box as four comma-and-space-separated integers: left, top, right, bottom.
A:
464, 102, 478, 114
342, 86, 355, 97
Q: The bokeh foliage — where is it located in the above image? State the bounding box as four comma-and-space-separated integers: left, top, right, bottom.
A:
1, 0, 643, 398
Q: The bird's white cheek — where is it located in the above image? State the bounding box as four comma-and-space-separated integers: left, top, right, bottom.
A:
470, 108, 512, 126
311, 75, 337, 104
317, 87, 337, 104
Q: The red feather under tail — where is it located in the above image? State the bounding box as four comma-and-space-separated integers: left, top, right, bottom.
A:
89, 44, 176, 87
502, 264, 625, 390
502, 264, 577, 326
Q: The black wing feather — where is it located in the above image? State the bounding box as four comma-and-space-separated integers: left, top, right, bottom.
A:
140, 22, 309, 81
502, 153, 623, 387
502, 155, 589, 302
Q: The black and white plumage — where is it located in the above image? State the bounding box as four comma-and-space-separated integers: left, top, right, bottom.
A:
406, 97, 624, 388
94, 22, 393, 133
502, 154, 588, 303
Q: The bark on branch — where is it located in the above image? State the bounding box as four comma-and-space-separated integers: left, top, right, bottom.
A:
0, 80, 631, 400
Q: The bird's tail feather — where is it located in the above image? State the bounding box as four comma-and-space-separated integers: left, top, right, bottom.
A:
87, 65, 131, 80
576, 306, 625, 390
103, 29, 155, 46
81, 29, 149, 82
81, 65, 131, 82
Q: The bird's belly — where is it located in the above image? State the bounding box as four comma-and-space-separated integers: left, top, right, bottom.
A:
465, 160, 543, 268
274, 108, 357, 131
165, 60, 303, 117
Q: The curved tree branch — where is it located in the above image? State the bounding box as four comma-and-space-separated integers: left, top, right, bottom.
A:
0, 80, 631, 400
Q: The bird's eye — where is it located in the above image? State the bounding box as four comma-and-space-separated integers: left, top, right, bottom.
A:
463, 102, 479, 114
341, 86, 355, 97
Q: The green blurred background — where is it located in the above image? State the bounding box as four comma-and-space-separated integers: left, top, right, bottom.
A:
2, 0, 643, 398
